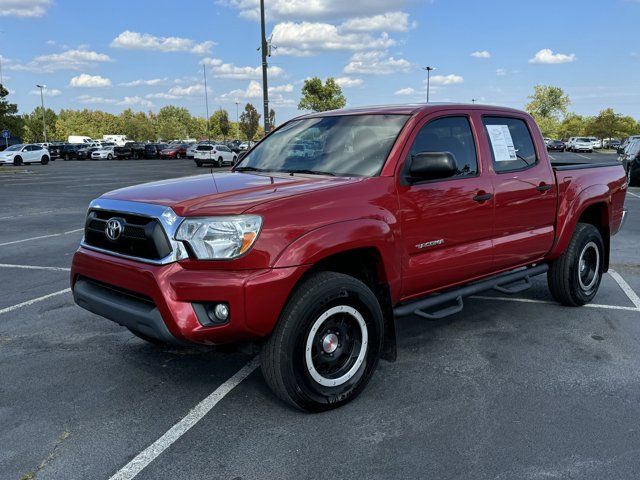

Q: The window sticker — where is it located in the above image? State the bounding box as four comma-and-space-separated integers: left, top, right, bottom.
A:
486, 124, 517, 162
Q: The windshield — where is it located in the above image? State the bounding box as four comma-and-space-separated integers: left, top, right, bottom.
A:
577, 137, 591, 142
5, 144, 23, 151
197, 145, 213, 151
236, 114, 409, 177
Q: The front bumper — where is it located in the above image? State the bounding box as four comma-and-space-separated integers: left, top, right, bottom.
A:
71, 247, 308, 345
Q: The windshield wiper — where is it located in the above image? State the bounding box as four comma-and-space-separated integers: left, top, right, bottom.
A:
235, 166, 266, 172
285, 169, 335, 176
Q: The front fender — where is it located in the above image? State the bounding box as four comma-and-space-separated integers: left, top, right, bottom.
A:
273, 219, 402, 298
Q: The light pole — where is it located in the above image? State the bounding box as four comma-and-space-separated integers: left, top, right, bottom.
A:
423, 66, 435, 103
36, 84, 47, 143
203, 65, 210, 141
259, 0, 270, 135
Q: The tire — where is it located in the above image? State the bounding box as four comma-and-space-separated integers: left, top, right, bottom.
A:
107, 154, 113, 160
217, 157, 223, 168
195, 161, 203, 167
547, 223, 604, 307
261, 271, 384, 412
233, 156, 237, 164
64, 154, 70, 161
13, 156, 22, 166
41, 155, 49, 165
127, 327, 170, 347
175, 153, 181, 159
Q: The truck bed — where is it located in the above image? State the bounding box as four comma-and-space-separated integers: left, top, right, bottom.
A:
551, 161, 621, 171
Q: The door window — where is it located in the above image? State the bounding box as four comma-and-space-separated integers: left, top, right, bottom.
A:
407, 116, 478, 178
483, 116, 537, 173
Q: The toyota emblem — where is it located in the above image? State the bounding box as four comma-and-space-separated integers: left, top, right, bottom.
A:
105, 218, 124, 241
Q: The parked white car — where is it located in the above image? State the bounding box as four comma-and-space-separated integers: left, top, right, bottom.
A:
587, 137, 602, 149
567, 137, 593, 153
91, 146, 115, 160
194, 144, 237, 167
0, 143, 50, 165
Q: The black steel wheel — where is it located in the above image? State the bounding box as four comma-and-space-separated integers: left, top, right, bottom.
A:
41, 155, 49, 165
13, 156, 22, 166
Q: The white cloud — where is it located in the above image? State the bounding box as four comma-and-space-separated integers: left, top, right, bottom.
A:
110, 31, 214, 55
145, 92, 182, 100
394, 87, 416, 96
471, 50, 491, 59
221, 0, 414, 22
200, 57, 285, 79
269, 83, 294, 93
335, 76, 363, 88
344, 51, 411, 75
340, 11, 411, 32
117, 96, 154, 108
216, 80, 294, 107
7, 49, 112, 72
428, 74, 464, 85
529, 48, 576, 64
168, 84, 207, 96
0, 0, 51, 17
271, 21, 395, 56
69, 74, 112, 88
29, 88, 62, 97
496, 68, 506, 76
77, 95, 117, 105
119, 78, 167, 87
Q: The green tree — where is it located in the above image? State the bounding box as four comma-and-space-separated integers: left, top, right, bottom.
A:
525, 85, 570, 119
0, 84, 23, 140
210, 109, 231, 140
267, 108, 276, 131
298, 77, 346, 112
156, 106, 192, 140
239, 103, 260, 141
22, 107, 58, 142
557, 113, 586, 140
586, 108, 640, 140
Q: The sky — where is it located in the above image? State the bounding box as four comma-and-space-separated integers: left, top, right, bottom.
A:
1, 0, 639, 123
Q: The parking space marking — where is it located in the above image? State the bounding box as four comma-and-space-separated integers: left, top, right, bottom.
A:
609, 269, 640, 309
0, 263, 70, 272
109, 357, 259, 480
472, 295, 639, 312
0, 228, 83, 247
0, 288, 71, 316
574, 153, 591, 160
627, 191, 640, 199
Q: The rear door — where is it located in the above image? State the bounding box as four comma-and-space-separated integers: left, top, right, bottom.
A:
481, 114, 556, 270
398, 112, 495, 299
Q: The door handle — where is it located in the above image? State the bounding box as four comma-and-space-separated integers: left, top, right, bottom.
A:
473, 192, 493, 202
536, 183, 552, 192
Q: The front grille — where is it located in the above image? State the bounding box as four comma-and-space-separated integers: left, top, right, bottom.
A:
84, 209, 172, 261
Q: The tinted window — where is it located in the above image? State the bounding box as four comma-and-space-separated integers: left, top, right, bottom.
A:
483, 116, 537, 173
196, 145, 213, 151
408, 116, 478, 177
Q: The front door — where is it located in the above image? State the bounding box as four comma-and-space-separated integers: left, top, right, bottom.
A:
398, 114, 495, 300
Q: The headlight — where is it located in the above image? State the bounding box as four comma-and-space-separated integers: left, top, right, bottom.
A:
176, 215, 262, 259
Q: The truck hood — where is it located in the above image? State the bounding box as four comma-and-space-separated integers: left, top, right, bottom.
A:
101, 172, 362, 216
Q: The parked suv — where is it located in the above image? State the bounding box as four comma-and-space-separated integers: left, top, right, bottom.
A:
71, 104, 627, 411
567, 137, 593, 153
621, 139, 640, 186
194, 144, 237, 167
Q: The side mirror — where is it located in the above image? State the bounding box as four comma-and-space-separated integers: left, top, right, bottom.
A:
408, 151, 458, 182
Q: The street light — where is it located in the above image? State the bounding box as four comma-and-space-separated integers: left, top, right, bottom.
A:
423, 66, 435, 103
35, 84, 47, 143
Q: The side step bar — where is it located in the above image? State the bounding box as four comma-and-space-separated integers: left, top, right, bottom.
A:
393, 264, 549, 320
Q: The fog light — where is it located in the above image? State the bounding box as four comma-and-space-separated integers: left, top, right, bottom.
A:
213, 303, 229, 321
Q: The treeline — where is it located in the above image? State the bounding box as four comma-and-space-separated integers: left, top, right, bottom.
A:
21, 103, 268, 143
526, 85, 640, 140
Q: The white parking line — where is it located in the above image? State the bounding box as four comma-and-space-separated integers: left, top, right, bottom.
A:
0, 288, 71, 315
472, 295, 639, 312
109, 357, 260, 480
627, 191, 640, 199
0, 228, 83, 247
0, 263, 70, 272
574, 153, 591, 160
609, 270, 640, 310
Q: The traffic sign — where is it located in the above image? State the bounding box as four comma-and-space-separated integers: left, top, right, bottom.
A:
1, 129, 9, 139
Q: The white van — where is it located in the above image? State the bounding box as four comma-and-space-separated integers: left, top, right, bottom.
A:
68, 136, 93, 144
102, 135, 129, 147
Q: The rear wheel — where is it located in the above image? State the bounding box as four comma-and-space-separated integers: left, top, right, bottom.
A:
13, 156, 22, 166
41, 155, 49, 165
107, 154, 113, 160
195, 161, 203, 167
175, 153, 181, 159
548, 223, 604, 306
64, 154, 70, 161
217, 157, 223, 168
261, 271, 384, 412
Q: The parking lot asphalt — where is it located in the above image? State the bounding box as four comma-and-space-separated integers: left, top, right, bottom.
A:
1, 151, 640, 480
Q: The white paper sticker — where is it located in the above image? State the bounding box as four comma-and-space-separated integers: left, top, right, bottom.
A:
486, 125, 517, 162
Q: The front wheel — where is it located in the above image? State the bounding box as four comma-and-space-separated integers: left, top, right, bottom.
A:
217, 157, 223, 168
107, 154, 113, 160
195, 161, 203, 167
547, 223, 604, 306
13, 156, 22, 166
175, 153, 181, 159
41, 155, 49, 165
261, 271, 384, 412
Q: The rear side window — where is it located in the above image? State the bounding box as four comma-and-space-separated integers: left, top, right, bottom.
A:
197, 145, 213, 151
408, 116, 478, 177
483, 116, 537, 172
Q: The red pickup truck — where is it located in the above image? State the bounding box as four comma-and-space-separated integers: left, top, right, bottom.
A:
71, 104, 627, 411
